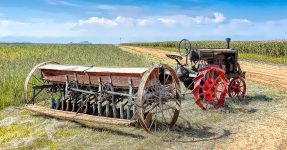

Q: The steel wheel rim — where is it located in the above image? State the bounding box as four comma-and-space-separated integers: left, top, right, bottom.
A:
24, 61, 59, 104
137, 64, 181, 133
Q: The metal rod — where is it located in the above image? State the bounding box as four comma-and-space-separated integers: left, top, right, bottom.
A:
70, 88, 96, 94
32, 84, 54, 90
120, 100, 124, 119
106, 91, 136, 98
70, 87, 136, 98
127, 78, 133, 119
97, 77, 102, 116
109, 76, 117, 118
74, 73, 78, 89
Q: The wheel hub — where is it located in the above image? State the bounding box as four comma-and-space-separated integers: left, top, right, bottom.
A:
203, 78, 217, 101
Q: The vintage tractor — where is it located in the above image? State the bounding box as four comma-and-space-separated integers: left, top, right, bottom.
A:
24, 62, 181, 132
166, 38, 246, 110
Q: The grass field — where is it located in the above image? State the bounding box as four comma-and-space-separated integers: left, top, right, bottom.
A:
0, 44, 287, 149
0, 44, 151, 110
122, 41, 287, 63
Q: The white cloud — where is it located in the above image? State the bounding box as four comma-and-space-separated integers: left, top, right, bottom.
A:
77, 16, 177, 27
78, 17, 118, 26
213, 12, 225, 24
0, 19, 78, 37
190, 12, 225, 24
266, 19, 287, 25
0, 20, 25, 26
74, 12, 227, 29
45, 0, 80, 7
230, 19, 251, 24
1, 12, 287, 41
158, 18, 176, 25
94, 4, 116, 10
114, 16, 134, 24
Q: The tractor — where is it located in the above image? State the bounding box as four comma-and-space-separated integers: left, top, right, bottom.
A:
166, 38, 246, 110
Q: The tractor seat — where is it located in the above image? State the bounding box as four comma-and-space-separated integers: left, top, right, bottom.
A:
166, 54, 183, 60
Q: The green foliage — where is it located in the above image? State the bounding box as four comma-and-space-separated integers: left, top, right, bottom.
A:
239, 53, 287, 63
0, 44, 151, 110
122, 40, 287, 57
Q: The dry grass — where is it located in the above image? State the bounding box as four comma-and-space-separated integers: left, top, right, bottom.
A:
0, 81, 286, 149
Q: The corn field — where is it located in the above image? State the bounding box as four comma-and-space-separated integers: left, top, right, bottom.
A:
122, 40, 287, 57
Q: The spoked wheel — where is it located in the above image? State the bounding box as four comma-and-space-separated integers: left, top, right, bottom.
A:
193, 66, 227, 110
137, 64, 181, 133
228, 77, 246, 99
24, 61, 61, 106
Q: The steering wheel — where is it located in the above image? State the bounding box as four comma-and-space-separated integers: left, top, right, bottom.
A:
178, 39, 192, 56
166, 54, 183, 60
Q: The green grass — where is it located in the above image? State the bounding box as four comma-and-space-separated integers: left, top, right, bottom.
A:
0, 44, 151, 110
239, 53, 287, 63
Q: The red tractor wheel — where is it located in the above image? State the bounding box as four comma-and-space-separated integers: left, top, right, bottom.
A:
228, 77, 246, 99
193, 66, 227, 110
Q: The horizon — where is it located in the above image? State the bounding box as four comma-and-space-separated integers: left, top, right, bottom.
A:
1, 38, 287, 44
1, 0, 287, 43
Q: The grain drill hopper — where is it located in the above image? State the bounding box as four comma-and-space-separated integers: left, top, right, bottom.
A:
24, 62, 181, 132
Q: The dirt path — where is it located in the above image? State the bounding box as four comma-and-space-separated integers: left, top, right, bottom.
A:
121, 46, 287, 149
121, 46, 287, 91
215, 108, 287, 150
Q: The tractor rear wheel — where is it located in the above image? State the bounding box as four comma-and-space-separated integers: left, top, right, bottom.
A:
193, 66, 227, 110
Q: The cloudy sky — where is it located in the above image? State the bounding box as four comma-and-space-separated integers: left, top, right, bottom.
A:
0, 0, 287, 43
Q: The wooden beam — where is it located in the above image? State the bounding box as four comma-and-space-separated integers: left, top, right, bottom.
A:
24, 104, 137, 126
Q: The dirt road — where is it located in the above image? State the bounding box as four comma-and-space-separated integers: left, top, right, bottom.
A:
121, 46, 287, 91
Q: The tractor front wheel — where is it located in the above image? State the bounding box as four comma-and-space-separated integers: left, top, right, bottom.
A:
228, 77, 246, 99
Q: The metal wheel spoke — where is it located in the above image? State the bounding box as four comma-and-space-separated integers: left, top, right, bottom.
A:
166, 105, 173, 119
155, 106, 158, 132
164, 103, 177, 112
212, 97, 218, 106
32, 74, 43, 83
211, 70, 215, 78
163, 75, 170, 85
145, 103, 158, 113
232, 91, 236, 97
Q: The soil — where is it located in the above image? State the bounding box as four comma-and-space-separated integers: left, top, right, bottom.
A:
121, 46, 287, 149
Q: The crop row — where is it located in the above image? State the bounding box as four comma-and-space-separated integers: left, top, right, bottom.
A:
122, 40, 287, 57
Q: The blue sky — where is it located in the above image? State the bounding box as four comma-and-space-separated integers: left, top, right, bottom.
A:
0, 0, 287, 43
